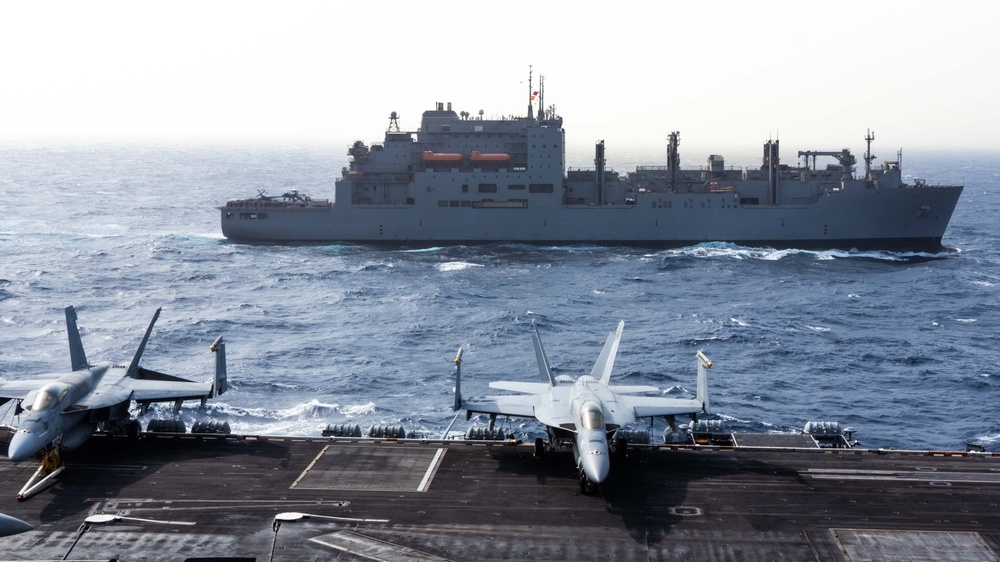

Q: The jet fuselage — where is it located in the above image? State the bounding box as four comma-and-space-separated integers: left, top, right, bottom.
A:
7, 367, 107, 461
569, 376, 612, 484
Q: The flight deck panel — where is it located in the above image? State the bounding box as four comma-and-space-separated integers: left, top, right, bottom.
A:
2, 434, 1000, 561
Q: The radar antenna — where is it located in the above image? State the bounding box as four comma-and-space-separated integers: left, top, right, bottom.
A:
387, 111, 400, 132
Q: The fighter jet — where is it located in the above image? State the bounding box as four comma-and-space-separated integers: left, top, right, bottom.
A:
452, 320, 712, 493
0, 306, 227, 500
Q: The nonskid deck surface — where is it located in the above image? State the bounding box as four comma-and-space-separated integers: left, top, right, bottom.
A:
2, 434, 1000, 561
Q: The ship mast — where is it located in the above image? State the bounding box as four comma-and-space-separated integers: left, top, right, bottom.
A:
527, 65, 534, 121
667, 132, 680, 192
538, 74, 545, 123
864, 129, 876, 188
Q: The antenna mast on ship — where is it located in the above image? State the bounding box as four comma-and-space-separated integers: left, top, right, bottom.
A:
527, 65, 534, 120
538, 74, 545, 122
864, 129, 876, 187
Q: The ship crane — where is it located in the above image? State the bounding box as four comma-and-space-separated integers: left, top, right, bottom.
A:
797, 149, 857, 180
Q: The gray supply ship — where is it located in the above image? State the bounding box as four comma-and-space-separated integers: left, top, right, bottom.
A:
220, 77, 963, 250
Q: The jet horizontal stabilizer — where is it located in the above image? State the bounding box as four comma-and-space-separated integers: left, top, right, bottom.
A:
135, 367, 193, 382
608, 385, 661, 394
488, 381, 550, 394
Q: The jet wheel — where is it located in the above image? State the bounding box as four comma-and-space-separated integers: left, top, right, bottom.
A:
614, 436, 628, 459
126, 419, 141, 440
533, 437, 545, 459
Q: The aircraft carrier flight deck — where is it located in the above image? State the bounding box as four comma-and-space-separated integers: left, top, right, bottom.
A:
2, 431, 1000, 561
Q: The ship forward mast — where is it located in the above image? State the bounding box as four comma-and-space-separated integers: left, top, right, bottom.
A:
527, 65, 534, 121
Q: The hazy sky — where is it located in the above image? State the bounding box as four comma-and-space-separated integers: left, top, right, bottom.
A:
2, 1, 997, 157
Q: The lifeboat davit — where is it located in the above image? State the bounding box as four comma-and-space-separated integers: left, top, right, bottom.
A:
470, 151, 512, 163
422, 151, 464, 163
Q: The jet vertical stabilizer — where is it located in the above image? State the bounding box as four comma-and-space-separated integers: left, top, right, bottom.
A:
696, 350, 712, 415
126, 308, 161, 378
531, 322, 556, 385
452, 346, 464, 411
65, 306, 88, 371
211, 336, 228, 396
591, 320, 624, 385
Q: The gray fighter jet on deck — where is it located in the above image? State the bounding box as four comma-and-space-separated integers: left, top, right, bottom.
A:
0, 306, 227, 500
453, 320, 712, 493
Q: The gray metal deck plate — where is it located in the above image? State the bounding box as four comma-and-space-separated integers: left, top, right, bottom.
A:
5, 435, 1000, 560
292, 444, 446, 492
311, 530, 450, 561
834, 529, 999, 562
733, 432, 819, 447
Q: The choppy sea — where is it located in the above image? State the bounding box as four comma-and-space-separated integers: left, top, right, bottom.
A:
1, 143, 997, 451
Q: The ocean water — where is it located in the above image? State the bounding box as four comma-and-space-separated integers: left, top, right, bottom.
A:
1, 143, 997, 452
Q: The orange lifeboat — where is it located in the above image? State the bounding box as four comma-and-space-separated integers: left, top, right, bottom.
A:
470, 151, 512, 163
708, 181, 736, 192
422, 151, 464, 163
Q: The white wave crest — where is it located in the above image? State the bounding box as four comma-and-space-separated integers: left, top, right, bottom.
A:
437, 261, 483, 272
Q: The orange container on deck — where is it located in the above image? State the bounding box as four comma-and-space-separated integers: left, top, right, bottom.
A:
422, 151, 464, 163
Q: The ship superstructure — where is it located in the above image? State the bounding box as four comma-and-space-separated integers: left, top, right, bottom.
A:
220, 75, 962, 250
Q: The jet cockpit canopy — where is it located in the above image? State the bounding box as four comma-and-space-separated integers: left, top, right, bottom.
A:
30, 382, 70, 411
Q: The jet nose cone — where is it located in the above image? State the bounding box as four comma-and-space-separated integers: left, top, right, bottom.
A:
7, 430, 45, 462
0, 513, 33, 537
581, 450, 610, 484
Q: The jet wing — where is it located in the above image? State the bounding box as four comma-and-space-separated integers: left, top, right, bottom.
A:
463, 384, 575, 429
625, 395, 705, 418
0, 380, 57, 400
126, 379, 215, 402
462, 394, 540, 419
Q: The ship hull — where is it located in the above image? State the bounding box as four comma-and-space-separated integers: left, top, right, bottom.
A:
220, 184, 962, 251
